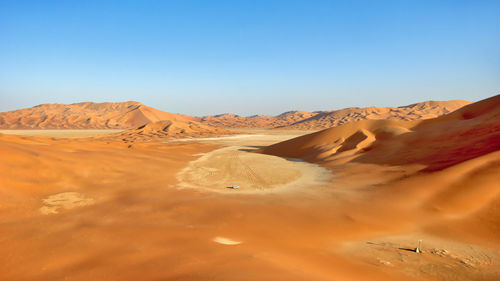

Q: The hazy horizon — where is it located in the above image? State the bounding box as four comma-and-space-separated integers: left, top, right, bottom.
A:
1, 0, 499, 116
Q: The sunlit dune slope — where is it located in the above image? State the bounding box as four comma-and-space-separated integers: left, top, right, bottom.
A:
0, 101, 192, 129
101, 119, 234, 142
0, 132, 421, 281
261, 94, 500, 252
259, 95, 499, 171
0, 96, 499, 281
197, 110, 317, 128
198, 100, 470, 129
279, 100, 471, 130
0, 99, 469, 130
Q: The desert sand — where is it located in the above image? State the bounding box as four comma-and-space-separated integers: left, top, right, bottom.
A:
197, 100, 471, 129
1, 99, 470, 130
101, 120, 236, 142
177, 146, 331, 193
0, 95, 499, 281
0, 101, 192, 129
0, 129, 123, 138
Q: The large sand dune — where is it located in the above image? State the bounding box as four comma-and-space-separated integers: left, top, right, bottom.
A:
197, 100, 470, 129
0, 95, 498, 281
99, 119, 235, 142
0, 101, 192, 129
196, 110, 317, 128
257, 94, 500, 279
260, 95, 499, 171
0, 99, 469, 130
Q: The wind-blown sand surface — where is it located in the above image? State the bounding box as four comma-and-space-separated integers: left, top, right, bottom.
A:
101, 119, 236, 142
1, 99, 469, 130
0, 101, 192, 129
0, 129, 123, 138
0, 96, 498, 281
197, 100, 471, 129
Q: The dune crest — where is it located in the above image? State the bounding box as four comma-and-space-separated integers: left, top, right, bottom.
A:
0, 99, 470, 130
0, 96, 498, 281
197, 100, 470, 129
259, 95, 499, 171
0, 101, 192, 129
103, 119, 235, 142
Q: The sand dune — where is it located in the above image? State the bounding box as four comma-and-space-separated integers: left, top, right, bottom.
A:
197, 110, 317, 128
0, 99, 469, 130
197, 100, 470, 129
0, 101, 192, 129
257, 94, 500, 280
1, 130, 422, 281
259, 95, 499, 171
279, 100, 471, 130
101, 119, 235, 142
0, 96, 498, 281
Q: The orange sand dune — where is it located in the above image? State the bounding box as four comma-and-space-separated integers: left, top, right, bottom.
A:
280, 99, 471, 130
0, 133, 420, 281
0, 96, 498, 281
0, 101, 192, 129
260, 95, 498, 171
198, 100, 470, 129
258, 94, 500, 279
0, 99, 469, 130
102, 119, 235, 142
197, 111, 317, 128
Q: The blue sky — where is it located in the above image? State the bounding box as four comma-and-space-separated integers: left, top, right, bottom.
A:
1, 0, 499, 116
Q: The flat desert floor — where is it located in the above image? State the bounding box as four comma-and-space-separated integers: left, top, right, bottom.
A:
0, 129, 499, 281
174, 130, 330, 193
0, 129, 124, 138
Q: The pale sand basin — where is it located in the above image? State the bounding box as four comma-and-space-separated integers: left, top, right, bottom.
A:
213, 236, 242, 245
169, 128, 317, 147
174, 134, 267, 141
39, 192, 95, 215
176, 146, 331, 193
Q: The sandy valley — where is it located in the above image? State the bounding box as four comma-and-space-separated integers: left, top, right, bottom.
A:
0, 96, 499, 281
3, 1, 499, 280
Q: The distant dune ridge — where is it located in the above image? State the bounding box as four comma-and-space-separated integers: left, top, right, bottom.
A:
197, 100, 471, 129
0, 95, 499, 281
260, 94, 500, 172
0, 99, 470, 130
196, 110, 318, 128
0, 101, 192, 129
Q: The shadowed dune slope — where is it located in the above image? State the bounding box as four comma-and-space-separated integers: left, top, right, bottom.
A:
0, 101, 192, 129
0, 96, 499, 281
259, 95, 499, 171
198, 100, 470, 129
260, 94, 500, 256
102, 119, 234, 142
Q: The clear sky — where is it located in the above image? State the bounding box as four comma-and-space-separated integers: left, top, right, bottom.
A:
1, 0, 499, 116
